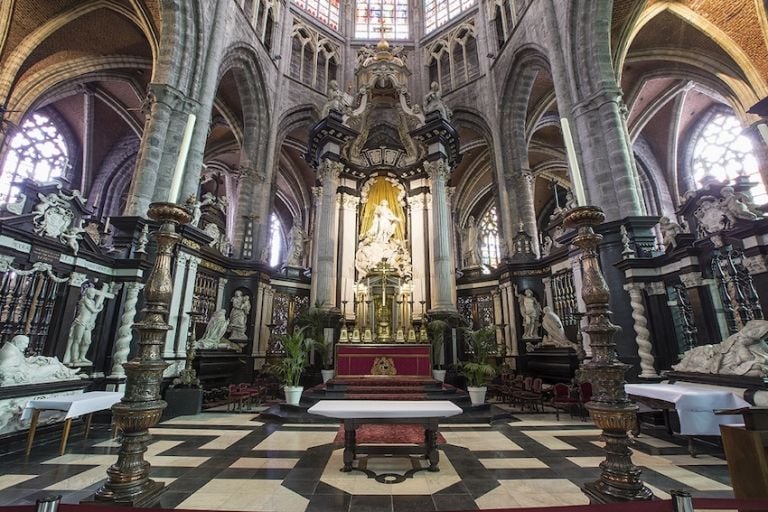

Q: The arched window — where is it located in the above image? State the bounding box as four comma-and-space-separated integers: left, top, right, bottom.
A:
293, 0, 340, 30
269, 213, 283, 267
692, 112, 767, 204
424, 0, 476, 34
479, 206, 500, 268
0, 113, 69, 204
355, 0, 409, 40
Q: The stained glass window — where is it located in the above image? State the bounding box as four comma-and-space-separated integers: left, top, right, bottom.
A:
355, 0, 409, 39
424, 0, 476, 34
293, 0, 340, 31
692, 112, 767, 204
479, 206, 501, 268
269, 213, 283, 267
0, 113, 69, 205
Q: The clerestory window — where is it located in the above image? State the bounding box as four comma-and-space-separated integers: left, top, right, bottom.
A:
355, 0, 409, 39
293, 0, 340, 31
0, 113, 69, 204
424, 0, 476, 34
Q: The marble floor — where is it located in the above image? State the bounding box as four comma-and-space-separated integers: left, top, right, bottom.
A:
0, 411, 735, 511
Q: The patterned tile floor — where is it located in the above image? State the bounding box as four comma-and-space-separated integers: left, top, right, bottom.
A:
0, 411, 735, 511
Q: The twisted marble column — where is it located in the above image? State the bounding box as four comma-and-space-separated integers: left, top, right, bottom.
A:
110, 282, 145, 377
624, 283, 658, 378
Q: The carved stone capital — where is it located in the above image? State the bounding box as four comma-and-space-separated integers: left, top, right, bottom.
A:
318, 159, 344, 184
409, 194, 426, 210
744, 254, 768, 275
341, 194, 360, 210
644, 281, 666, 296
424, 159, 450, 181
680, 272, 704, 289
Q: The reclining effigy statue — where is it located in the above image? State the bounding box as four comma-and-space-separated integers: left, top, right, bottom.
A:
673, 320, 768, 377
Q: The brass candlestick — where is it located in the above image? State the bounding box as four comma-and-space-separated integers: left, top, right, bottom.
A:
564, 206, 653, 503
94, 202, 190, 505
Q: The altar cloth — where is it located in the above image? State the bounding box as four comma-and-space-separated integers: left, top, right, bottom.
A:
625, 382, 748, 435
21, 391, 123, 421
308, 399, 462, 419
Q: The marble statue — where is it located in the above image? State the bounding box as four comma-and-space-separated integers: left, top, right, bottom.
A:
0, 335, 81, 386
659, 216, 684, 250
564, 191, 577, 210
423, 82, 452, 120
515, 285, 542, 339
356, 45, 375, 67
721, 186, 761, 224
541, 307, 576, 348
63, 282, 116, 365
694, 195, 729, 238
541, 235, 553, 257
187, 194, 215, 228
228, 290, 251, 341
462, 216, 480, 268
60, 219, 85, 255
673, 319, 768, 377
286, 224, 308, 267
196, 309, 229, 349
135, 224, 149, 254
322, 80, 350, 118
366, 199, 400, 243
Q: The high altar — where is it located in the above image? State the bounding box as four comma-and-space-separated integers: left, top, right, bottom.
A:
302, 33, 461, 375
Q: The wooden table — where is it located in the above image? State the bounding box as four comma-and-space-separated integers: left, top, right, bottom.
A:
308, 400, 462, 472
22, 391, 123, 456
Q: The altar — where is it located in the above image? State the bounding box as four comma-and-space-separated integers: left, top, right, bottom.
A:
335, 344, 432, 377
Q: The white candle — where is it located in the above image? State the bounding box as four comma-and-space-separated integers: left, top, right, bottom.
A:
560, 117, 587, 206
103, 217, 111, 233
168, 113, 197, 203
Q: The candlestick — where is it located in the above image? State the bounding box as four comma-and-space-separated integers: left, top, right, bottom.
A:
168, 113, 196, 203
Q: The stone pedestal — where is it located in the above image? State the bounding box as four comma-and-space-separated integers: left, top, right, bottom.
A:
163, 388, 203, 419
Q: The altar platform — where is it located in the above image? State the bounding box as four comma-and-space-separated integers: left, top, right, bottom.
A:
335, 343, 431, 377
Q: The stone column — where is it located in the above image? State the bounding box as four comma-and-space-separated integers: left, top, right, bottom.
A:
425, 159, 457, 314
339, 193, 359, 320
542, 276, 553, 308
492, 289, 504, 348
311, 160, 343, 312
124, 84, 197, 216
570, 87, 644, 220
164, 252, 190, 358
520, 169, 539, 256
175, 256, 201, 359
258, 286, 275, 355
623, 283, 658, 378
570, 250, 591, 357
81, 86, 95, 196
253, 281, 265, 355
500, 282, 517, 356
110, 282, 145, 377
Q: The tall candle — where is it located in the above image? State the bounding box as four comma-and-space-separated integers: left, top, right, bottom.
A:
103, 217, 111, 233
168, 113, 197, 203
560, 117, 587, 206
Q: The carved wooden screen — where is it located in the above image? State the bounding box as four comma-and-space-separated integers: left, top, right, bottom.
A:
0, 265, 67, 353
551, 269, 577, 327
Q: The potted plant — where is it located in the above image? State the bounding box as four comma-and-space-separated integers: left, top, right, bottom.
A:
272, 327, 323, 406
458, 326, 498, 405
296, 302, 334, 382
428, 319, 448, 382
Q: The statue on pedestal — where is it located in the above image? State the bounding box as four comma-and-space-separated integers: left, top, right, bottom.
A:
515, 285, 542, 339
462, 216, 480, 268
228, 290, 251, 341
0, 335, 81, 386
423, 82, 452, 120
659, 216, 684, 250
286, 224, 308, 267
63, 282, 116, 365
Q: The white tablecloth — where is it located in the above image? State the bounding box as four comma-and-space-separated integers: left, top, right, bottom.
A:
21, 391, 123, 422
308, 400, 463, 419
625, 383, 749, 435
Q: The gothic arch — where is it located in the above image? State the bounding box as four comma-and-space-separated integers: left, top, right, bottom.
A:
154, 0, 204, 95
568, 0, 617, 96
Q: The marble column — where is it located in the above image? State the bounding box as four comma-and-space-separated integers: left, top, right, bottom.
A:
623, 283, 658, 378
164, 252, 191, 358
492, 289, 504, 349
175, 256, 201, 359
216, 278, 228, 310
110, 282, 145, 377
425, 159, 457, 314
409, 193, 429, 317
310, 160, 343, 311
258, 286, 275, 355
339, 193, 359, 321
500, 282, 518, 356
570, 251, 591, 357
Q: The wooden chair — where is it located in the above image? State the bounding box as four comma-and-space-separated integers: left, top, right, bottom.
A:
577, 382, 593, 420
551, 382, 580, 420
228, 384, 251, 411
